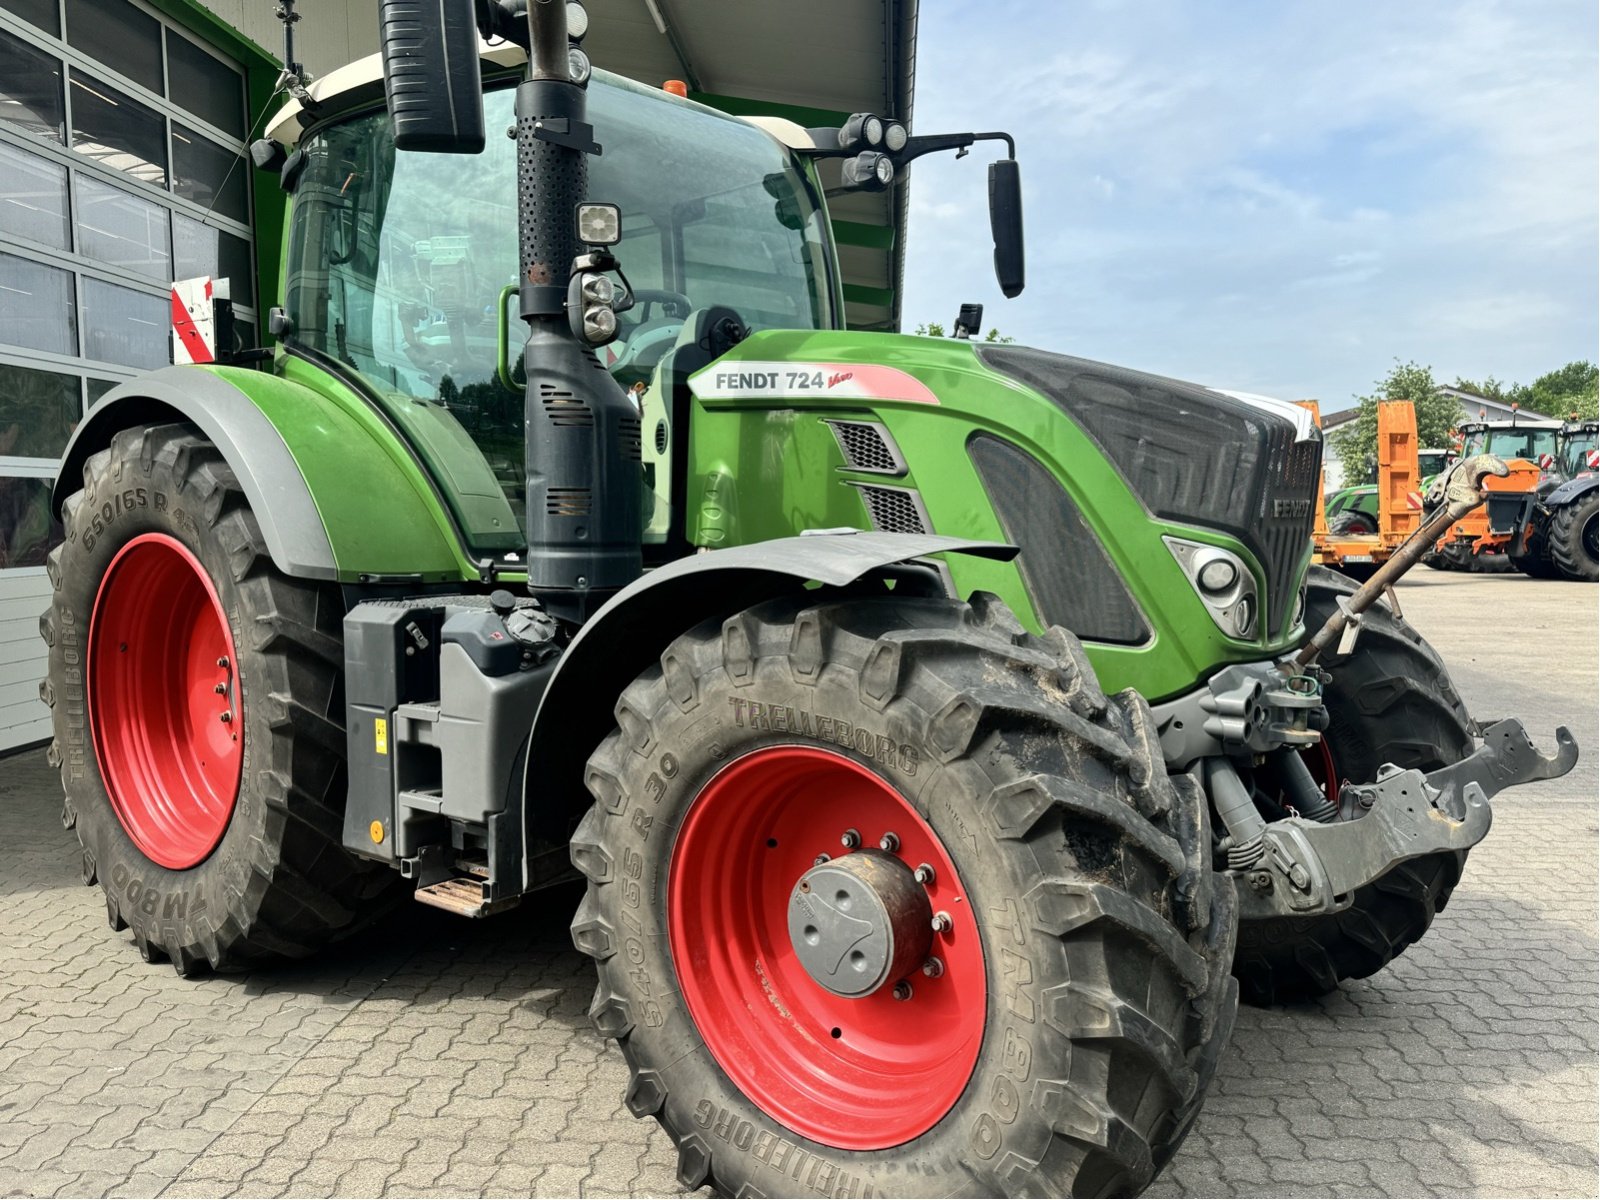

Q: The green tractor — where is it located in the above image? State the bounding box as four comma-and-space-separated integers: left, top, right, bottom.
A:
1325, 447, 1451, 536
42, 3, 1577, 1195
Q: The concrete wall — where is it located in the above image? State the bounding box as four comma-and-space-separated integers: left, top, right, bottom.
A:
194, 0, 379, 77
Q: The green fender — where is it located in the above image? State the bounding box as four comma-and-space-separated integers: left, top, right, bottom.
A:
54, 361, 477, 584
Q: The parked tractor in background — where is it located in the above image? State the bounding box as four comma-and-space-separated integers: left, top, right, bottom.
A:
1504, 418, 1599, 581
1425, 415, 1562, 571
39, 1, 1578, 1195
1326, 445, 1452, 537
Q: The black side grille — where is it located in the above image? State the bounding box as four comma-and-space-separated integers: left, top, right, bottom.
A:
856, 485, 929, 534
827, 420, 904, 474
970, 435, 1150, 645
618, 415, 642, 462
540, 383, 593, 428
978, 346, 1320, 633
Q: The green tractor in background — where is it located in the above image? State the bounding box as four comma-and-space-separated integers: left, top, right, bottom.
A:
1325, 447, 1451, 535
41, 1, 1577, 1195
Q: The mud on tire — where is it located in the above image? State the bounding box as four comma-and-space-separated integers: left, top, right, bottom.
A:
42, 423, 400, 973
1232, 566, 1474, 1006
570, 591, 1238, 1197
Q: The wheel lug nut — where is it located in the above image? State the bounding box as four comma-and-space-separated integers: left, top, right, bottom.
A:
219, 712, 232, 724
922, 957, 944, 978
216, 656, 230, 669
892, 981, 913, 1001
878, 832, 900, 853
213, 683, 226, 694
812, 853, 830, 866
931, 911, 952, 934
913, 863, 935, 885
840, 829, 860, 850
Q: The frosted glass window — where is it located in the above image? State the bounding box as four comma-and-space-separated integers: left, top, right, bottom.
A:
0, 252, 76, 356
0, 142, 69, 249
80, 275, 167, 370
77, 173, 172, 281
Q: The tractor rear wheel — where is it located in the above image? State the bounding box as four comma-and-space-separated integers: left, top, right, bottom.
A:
43, 424, 399, 973
1548, 494, 1599, 582
1232, 566, 1474, 1005
570, 591, 1237, 1197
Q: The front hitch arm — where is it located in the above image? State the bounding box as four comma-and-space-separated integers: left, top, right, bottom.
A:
1236, 718, 1578, 920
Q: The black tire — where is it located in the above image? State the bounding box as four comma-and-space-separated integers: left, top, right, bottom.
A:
1548, 493, 1599, 582
1327, 510, 1378, 536
570, 591, 1238, 1197
42, 423, 400, 974
1509, 521, 1561, 579
1233, 567, 1474, 1006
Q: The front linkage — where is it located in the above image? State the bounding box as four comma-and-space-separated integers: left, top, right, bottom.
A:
1162, 453, 1578, 920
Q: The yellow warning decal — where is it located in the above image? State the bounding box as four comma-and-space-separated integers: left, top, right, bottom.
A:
374, 717, 388, 755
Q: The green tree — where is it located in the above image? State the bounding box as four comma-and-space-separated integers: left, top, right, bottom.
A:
1328, 360, 1466, 484
1450, 375, 1509, 403
1509, 361, 1598, 419
913, 322, 1015, 343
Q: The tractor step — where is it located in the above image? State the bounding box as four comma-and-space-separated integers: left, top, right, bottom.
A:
414, 876, 519, 919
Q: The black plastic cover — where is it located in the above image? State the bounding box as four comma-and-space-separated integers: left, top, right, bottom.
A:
969, 435, 1150, 644
379, 0, 486, 153
977, 346, 1319, 634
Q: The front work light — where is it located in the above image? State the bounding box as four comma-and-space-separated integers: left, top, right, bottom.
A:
841, 151, 895, 192
839, 113, 885, 151
577, 202, 621, 245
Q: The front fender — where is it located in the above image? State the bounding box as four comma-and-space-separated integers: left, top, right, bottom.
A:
54, 365, 469, 583
519, 532, 1015, 872
1547, 474, 1597, 508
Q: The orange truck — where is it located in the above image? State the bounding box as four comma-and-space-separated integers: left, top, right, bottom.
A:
1300, 399, 1422, 581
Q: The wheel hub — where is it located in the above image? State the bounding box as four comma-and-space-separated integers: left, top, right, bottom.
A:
788, 850, 932, 998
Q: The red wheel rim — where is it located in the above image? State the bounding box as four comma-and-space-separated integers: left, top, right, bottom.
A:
668, 746, 986, 1150
88, 533, 242, 870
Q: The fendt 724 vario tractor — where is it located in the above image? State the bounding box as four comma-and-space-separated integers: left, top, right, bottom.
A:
43, 2, 1578, 1195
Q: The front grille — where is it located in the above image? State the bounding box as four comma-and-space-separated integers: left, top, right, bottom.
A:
978, 346, 1320, 634
970, 435, 1150, 645
855, 484, 929, 534
827, 420, 906, 475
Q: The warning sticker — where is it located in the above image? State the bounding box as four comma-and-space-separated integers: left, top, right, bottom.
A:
374, 717, 388, 756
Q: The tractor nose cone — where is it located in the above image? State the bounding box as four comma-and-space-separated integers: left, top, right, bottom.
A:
788, 850, 933, 997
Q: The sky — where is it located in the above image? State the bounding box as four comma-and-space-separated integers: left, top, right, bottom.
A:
899, 0, 1599, 410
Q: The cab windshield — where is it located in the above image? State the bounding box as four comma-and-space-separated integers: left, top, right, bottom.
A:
284, 71, 836, 555
1462, 426, 1559, 462
1562, 428, 1597, 476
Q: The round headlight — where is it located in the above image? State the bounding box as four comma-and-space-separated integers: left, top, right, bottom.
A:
1197, 558, 1238, 593
581, 273, 614, 306
583, 305, 618, 342
884, 122, 908, 152
1233, 594, 1256, 638
875, 155, 895, 186
567, 46, 592, 85
863, 116, 884, 146
566, 1, 590, 39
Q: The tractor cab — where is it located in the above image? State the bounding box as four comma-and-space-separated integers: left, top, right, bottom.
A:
1559, 419, 1599, 480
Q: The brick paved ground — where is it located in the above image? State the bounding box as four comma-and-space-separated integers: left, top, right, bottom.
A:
2, 574, 1595, 1198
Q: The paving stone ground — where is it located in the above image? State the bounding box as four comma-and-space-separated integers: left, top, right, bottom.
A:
1, 573, 1595, 1198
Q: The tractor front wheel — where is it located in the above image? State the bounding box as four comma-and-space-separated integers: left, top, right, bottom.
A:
571, 592, 1237, 1197
43, 424, 399, 973
1232, 566, 1474, 1005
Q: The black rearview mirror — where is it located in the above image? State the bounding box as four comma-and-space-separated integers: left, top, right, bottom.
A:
379, 0, 486, 153
989, 159, 1025, 298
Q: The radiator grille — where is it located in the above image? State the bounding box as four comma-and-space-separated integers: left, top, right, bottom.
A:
827, 420, 905, 475
856, 484, 929, 535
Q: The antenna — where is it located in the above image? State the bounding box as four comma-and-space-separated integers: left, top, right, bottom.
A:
273, 0, 318, 111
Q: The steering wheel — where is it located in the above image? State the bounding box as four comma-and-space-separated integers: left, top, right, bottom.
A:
623, 289, 694, 325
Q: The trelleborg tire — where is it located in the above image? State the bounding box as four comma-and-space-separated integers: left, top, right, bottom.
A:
1548, 493, 1599, 582
570, 590, 1237, 1197
1233, 566, 1474, 1006
42, 423, 400, 974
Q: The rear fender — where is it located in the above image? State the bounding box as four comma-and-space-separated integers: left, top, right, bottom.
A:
519, 532, 1015, 875
54, 365, 469, 583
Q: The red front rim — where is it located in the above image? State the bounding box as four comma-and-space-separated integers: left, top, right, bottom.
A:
667, 746, 986, 1151
88, 533, 243, 870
